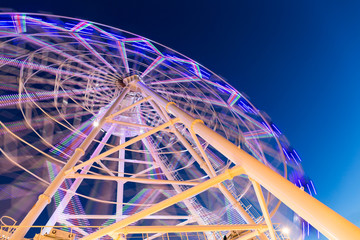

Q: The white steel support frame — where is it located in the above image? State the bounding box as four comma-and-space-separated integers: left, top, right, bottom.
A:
142, 100, 216, 231
250, 180, 277, 240
141, 137, 207, 227
116, 224, 268, 234
65, 118, 180, 174
117, 134, 126, 222
65, 173, 200, 186
82, 165, 246, 240
150, 100, 267, 240
128, 76, 360, 240
43, 124, 117, 234
9, 87, 130, 240
144, 219, 196, 240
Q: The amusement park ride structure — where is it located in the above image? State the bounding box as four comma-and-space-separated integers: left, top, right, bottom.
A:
0, 13, 359, 240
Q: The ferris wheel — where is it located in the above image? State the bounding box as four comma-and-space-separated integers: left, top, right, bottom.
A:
0, 13, 358, 240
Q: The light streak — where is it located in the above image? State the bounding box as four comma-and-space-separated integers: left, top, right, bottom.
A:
51, 117, 95, 158
23, 35, 108, 75
293, 149, 302, 162
232, 108, 271, 134
90, 24, 119, 40
0, 111, 91, 135
298, 179, 303, 188
243, 129, 273, 139
123, 189, 155, 215
166, 56, 202, 78
271, 123, 282, 135
71, 21, 92, 32
116, 41, 129, 73
0, 56, 106, 81
0, 87, 109, 107
307, 184, 312, 196
12, 14, 26, 33
282, 148, 291, 161
310, 180, 317, 195
26, 16, 67, 31
70, 33, 118, 72
227, 91, 241, 106
140, 56, 165, 78
123, 38, 163, 55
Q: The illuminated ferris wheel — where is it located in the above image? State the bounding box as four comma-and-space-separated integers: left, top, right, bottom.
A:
0, 13, 359, 240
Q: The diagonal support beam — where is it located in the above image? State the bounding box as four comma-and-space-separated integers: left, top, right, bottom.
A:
251, 179, 277, 240
106, 96, 151, 120
142, 137, 208, 229
187, 127, 268, 240
145, 219, 195, 240
65, 118, 179, 174
117, 224, 268, 234
148, 99, 266, 239
66, 173, 201, 186
63, 214, 192, 220
234, 228, 270, 240
106, 119, 173, 132
188, 128, 216, 176
81, 166, 245, 239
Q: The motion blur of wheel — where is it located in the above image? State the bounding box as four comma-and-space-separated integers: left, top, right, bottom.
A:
0, 13, 315, 239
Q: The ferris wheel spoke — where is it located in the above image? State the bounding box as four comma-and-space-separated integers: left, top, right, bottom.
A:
0, 121, 65, 166
0, 56, 108, 82
70, 33, 118, 73
155, 89, 228, 108
148, 76, 200, 85
0, 87, 97, 108
116, 41, 130, 74
140, 56, 165, 79
22, 35, 109, 76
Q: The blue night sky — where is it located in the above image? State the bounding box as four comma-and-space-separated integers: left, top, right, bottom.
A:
3, 0, 360, 239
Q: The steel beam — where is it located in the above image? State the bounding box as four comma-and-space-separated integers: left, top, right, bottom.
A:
81, 166, 245, 239
116, 224, 268, 234
116, 134, 126, 222
106, 119, 172, 132
149, 99, 264, 239
66, 173, 200, 186
43, 124, 117, 234
106, 96, 151, 120
251, 180, 277, 240
65, 118, 179, 174
63, 214, 191, 220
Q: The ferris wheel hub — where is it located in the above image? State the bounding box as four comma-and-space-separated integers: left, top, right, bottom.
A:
100, 92, 143, 137
115, 77, 125, 89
